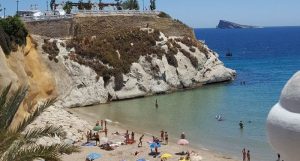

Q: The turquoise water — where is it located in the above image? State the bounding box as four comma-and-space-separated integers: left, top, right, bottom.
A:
74, 27, 300, 161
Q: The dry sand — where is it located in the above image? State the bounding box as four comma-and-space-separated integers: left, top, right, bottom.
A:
62, 109, 239, 161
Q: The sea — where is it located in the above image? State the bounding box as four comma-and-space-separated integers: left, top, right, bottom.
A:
72, 27, 300, 161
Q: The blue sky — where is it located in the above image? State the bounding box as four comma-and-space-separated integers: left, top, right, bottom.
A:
1, 0, 300, 28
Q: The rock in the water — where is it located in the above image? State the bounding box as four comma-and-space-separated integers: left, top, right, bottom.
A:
217, 20, 257, 29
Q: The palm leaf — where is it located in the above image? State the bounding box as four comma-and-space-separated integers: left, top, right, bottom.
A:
0, 83, 12, 113
0, 131, 19, 156
0, 85, 28, 131
23, 126, 66, 143
4, 144, 80, 161
16, 98, 56, 133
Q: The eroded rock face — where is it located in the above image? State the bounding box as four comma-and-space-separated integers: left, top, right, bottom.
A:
267, 71, 300, 161
35, 30, 235, 108
0, 37, 56, 128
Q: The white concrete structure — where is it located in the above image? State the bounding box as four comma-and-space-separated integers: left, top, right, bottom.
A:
267, 71, 300, 161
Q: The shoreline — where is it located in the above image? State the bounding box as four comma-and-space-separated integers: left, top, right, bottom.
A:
65, 108, 239, 161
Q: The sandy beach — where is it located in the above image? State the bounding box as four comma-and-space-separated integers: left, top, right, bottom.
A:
62, 108, 239, 161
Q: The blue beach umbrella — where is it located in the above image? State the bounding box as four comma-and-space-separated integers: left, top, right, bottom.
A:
86, 152, 102, 160
149, 142, 161, 149
137, 159, 146, 161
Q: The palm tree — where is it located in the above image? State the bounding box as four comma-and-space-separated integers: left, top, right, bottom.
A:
0, 84, 80, 161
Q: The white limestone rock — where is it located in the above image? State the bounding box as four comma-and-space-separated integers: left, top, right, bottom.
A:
36, 31, 235, 108
267, 71, 300, 161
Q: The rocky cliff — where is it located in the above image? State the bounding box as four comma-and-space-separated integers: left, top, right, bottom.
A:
0, 36, 56, 128
1, 14, 236, 112
217, 20, 257, 29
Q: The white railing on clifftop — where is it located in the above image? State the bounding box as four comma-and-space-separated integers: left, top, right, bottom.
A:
76, 10, 160, 15
21, 10, 161, 22
21, 14, 73, 22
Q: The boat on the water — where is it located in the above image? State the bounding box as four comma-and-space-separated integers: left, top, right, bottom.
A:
226, 49, 233, 57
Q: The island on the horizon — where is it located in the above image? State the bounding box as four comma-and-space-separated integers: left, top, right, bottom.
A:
217, 20, 259, 29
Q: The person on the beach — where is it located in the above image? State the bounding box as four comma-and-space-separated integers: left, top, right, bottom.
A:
96, 120, 100, 126
242, 148, 246, 161
155, 146, 158, 155
181, 132, 186, 139
95, 132, 100, 145
104, 120, 107, 129
101, 120, 103, 127
277, 153, 281, 161
104, 127, 108, 137
131, 131, 135, 141
239, 121, 244, 129
160, 130, 164, 141
247, 150, 250, 161
165, 132, 168, 144
155, 99, 158, 108
125, 130, 129, 144
138, 134, 144, 147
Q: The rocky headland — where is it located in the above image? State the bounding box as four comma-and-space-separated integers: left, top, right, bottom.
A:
0, 13, 236, 147
217, 20, 257, 29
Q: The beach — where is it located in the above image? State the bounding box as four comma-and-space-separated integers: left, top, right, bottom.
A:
61, 108, 239, 161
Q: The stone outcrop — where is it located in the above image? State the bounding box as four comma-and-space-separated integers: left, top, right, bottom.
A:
34, 29, 235, 108
267, 71, 300, 161
217, 20, 257, 29
0, 37, 56, 128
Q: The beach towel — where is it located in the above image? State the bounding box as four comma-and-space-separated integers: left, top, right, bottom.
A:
82, 142, 96, 146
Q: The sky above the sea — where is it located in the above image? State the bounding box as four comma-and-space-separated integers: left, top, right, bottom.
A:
0, 0, 300, 28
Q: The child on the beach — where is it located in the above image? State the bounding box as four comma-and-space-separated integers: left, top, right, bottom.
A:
165, 132, 168, 144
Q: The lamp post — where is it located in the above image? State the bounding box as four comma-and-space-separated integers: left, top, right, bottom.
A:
3, 8, 5, 18
143, 0, 144, 11
47, 1, 49, 11
16, 0, 20, 15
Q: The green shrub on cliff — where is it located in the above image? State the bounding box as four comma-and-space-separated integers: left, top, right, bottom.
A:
122, 0, 139, 10
0, 16, 28, 55
66, 28, 164, 91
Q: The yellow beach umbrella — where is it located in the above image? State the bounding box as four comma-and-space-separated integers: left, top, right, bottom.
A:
161, 153, 172, 159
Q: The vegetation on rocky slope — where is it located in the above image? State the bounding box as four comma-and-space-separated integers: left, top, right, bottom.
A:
65, 28, 165, 90
41, 28, 209, 91
0, 16, 28, 55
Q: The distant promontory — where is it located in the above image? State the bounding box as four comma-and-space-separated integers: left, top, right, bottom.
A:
217, 20, 257, 29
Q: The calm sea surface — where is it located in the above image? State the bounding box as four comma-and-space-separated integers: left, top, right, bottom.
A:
72, 27, 300, 161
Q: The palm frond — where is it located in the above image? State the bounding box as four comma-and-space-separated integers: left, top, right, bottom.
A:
4, 144, 80, 161
16, 98, 56, 133
0, 83, 12, 113
23, 126, 66, 143
0, 85, 28, 131
0, 131, 20, 156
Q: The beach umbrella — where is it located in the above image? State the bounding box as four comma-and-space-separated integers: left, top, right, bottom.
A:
177, 139, 189, 145
136, 159, 146, 161
93, 125, 102, 131
149, 142, 161, 149
161, 153, 172, 159
86, 152, 102, 160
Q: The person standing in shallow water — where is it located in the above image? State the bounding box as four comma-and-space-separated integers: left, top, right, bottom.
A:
155, 99, 158, 108
242, 148, 246, 161
247, 150, 250, 161
239, 121, 244, 129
